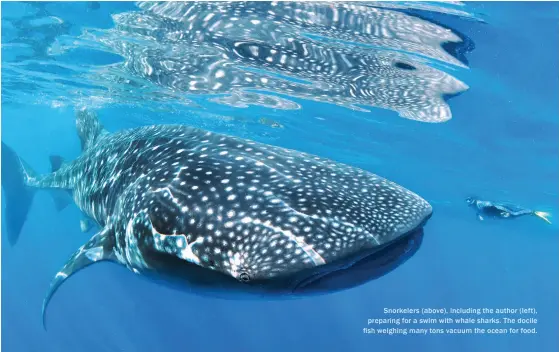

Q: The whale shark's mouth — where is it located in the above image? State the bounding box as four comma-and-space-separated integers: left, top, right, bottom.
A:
291, 214, 431, 294
291, 229, 423, 294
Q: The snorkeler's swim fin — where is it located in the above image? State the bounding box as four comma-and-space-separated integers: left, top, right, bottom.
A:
532, 211, 551, 224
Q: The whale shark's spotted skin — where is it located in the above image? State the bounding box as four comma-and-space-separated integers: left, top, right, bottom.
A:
18, 110, 432, 327
34, 123, 431, 279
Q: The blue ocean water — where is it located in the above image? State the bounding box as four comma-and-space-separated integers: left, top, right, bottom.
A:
1, 2, 558, 352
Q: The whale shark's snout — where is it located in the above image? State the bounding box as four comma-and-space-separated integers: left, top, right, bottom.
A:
137, 165, 435, 293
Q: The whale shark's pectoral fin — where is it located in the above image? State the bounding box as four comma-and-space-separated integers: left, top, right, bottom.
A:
42, 227, 115, 330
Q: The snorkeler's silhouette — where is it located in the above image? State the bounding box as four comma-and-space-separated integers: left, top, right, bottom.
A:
465, 197, 551, 224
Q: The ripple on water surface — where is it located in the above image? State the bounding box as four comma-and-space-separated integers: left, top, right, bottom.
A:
2, 1, 480, 122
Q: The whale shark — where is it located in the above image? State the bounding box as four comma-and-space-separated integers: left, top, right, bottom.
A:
1, 109, 433, 328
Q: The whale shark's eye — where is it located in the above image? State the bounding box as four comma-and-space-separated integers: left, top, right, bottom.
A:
239, 272, 251, 283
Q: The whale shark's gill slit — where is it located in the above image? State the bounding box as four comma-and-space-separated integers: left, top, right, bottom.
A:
146, 214, 205, 266
173, 166, 189, 180
149, 185, 192, 215
256, 219, 326, 266
151, 187, 181, 205
153, 232, 204, 266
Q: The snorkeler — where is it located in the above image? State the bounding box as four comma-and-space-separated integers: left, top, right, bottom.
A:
465, 197, 551, 224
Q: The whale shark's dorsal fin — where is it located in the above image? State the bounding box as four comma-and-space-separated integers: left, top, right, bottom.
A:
76, 108, 107, 151
42, 226, 116, 329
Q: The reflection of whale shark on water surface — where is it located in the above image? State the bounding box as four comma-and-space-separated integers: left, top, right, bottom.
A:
1, 109, 433, 328
2, 2, 476, 121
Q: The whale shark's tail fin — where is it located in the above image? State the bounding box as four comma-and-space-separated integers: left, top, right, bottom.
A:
1, 143, 73, 245
1, 142, 37, 246
533, 211, 552, 224
76, 108, 107, 152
